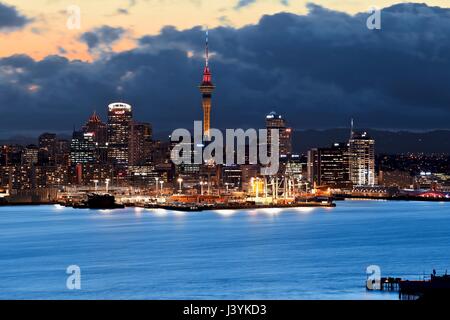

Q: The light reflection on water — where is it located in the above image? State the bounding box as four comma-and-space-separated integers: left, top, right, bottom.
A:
0, 200, 449, 300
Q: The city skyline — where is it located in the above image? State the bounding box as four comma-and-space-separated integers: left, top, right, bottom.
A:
1, 2, 450, 138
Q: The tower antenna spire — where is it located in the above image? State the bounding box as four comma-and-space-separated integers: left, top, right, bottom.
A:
350, 118, 354, 138
199, 28, 215, 141
205, 28, 209, 67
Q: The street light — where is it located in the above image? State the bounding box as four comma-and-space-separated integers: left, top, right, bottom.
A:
105, 178, 110, 194
199, 181, 204, 195
177, 178, 183, 194
93, 179, 99, 192
159, 180, 164, 195
155, 177, 159, 195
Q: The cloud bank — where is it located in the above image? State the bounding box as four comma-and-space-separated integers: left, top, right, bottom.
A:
0, 2, 30, 31
0, 3, 449, 137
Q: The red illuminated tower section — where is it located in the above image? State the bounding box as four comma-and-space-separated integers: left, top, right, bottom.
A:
199, 30, 215, 140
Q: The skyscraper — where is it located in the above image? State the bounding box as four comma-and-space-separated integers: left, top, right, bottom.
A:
38, 133, 57, 165
107, 102, 132, 166
265, 111, 292, 157
83, 111, 108, 145
199, 30, 215, 140
349, 131, 375, 186
70, 131, 96, 165
55, 139, 70, 166
307, 143, 351, 188
22, 145, 39, 165
83, 111, 108, 164
129, 122, 152, 166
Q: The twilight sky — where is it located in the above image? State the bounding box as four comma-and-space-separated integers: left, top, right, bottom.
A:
1, 1, 450, 137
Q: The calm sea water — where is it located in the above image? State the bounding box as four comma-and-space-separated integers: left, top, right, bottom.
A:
1, 200, 449, 300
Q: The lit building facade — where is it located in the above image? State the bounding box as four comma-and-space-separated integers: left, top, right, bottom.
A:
107, 102, 132, 166
83, 111, 108, 145
307, 143, 351, 188
70, 131, 96, 165
129, 122, 152, 166
83, 111, 108, 164
199, 31, 215, 140
22, 145, 39, 165
349, 131, 375, 186
265, 111, 292, 158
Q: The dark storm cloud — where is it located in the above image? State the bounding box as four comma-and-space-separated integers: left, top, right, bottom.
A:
0, 2, 31, 31
79, 25, 126, 52
1, 3, 450, 137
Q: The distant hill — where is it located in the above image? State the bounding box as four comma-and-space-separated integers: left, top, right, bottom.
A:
292, 129, 450, 154
0, 134, 71, 146
0, 135, 37, 146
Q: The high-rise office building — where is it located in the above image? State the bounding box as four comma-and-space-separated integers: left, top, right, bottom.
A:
107, 102, 132, 166
307, 143, 351, 188
129, 122, 152, 166
83, 111, 108, 164
199, 31, 215, 140
349, 131, 375, 186
55, 139, 70, 166
70, 131, 96, 165
83, 111, 108, 145
284, 154, 306, 181
22, 145, 39, 165
38, 133, 57, 165
265, 111, 292, 158
222, 165, 242, 189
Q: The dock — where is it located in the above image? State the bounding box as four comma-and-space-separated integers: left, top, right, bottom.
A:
145, 201, 335, 212
367, 271, 450, 300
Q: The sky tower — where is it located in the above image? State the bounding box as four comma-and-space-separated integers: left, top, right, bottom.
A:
199, 30, 215, 140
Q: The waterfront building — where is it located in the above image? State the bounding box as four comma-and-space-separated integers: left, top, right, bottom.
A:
307, 143, 351, 189
307, 148, 319, 185
414, 172, 450, 191
78, 164, 114, 186
319, 143, 351, 188
34, 165, 70, 189
153, 163, 174, 183
222, 165, 242, 189
107, 102, 133, 166
3, 165, 33, 190
379, 170, 413, 189
177, 163, 201, 188
127, 165, 159, 187
284, 154, 306, 181
0, 166, 12, 190
240, 164, 260, 192
349, 131, 375, 186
